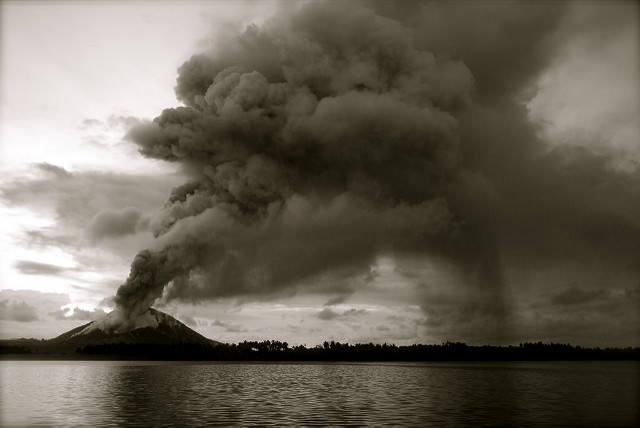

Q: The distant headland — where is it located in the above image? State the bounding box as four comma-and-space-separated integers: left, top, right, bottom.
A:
2, 308, 638, 361
2, 338, 639, 362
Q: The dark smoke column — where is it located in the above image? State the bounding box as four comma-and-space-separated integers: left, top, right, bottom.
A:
114, 250, 170, 321
113, 245, 199, 326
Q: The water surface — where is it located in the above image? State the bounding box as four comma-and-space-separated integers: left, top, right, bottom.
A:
1, 361, 638, 426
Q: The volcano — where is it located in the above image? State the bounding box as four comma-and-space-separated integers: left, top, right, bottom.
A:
47, 307, 217, 351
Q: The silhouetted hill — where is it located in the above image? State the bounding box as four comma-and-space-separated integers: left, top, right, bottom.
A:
47, 308, 215, 350
0, 308, 216, 358
2, 314, 639, 360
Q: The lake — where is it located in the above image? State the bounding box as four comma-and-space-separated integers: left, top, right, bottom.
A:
1, 361, 638, 426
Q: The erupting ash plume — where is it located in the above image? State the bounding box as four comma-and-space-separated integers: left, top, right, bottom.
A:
113, 1, 470, 323
111, 1, 640, 341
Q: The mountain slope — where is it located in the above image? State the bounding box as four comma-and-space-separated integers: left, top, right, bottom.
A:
47, 308, 216, 350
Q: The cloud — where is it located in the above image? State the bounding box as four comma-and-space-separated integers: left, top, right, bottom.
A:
1, 163, 181, 298
110, 0, 480, 324
1, 163, 172, 232
527, 1, 640, 168
342, 308, 367, 317
14, 260, 69, 276
324, 295, 350, 307
104, 1, 639, 344
0, 289, 116, 339
180, 315, 198, 327
317, 308, 338, 321
317, 307, 368, 322
0, 299, 39, 322
88, 207, 146, 240
6, 1, 628, 346
626, 284, 640, 304
550, 286, 611, 307
519, 285, 640, 347
49, 307, 108, 321
211, 319, 248, 333
0, 289, 70, 325
80, 115, 142, 132
35, 162, 72, 179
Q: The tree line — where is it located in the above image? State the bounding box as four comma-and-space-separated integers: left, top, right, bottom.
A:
2, 338, 638, 360
72, 340, 640, 361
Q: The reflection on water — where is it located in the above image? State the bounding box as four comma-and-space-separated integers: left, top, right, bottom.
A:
1, 361, 638, 426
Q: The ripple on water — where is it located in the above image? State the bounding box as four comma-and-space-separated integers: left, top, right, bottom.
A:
1, 361, 638, 426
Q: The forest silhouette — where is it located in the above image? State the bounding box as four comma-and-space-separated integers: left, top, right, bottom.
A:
2, 339, 638, 361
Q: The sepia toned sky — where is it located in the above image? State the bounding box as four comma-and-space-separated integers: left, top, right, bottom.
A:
1, 0, 638, 346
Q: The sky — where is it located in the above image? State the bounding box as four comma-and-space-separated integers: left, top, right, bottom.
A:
0, 0, 638, 347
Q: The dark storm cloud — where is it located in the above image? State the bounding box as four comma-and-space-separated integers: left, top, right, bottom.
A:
626, 285, 640, 304
522, 285, 640, 347
109, 1, 640, 343
421, 298, 519, 344
14, 260, 68, 276
550, 286, 611, 307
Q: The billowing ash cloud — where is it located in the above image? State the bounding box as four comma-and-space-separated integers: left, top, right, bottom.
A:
112, 1, 640, 341
114, 1, 468, 321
